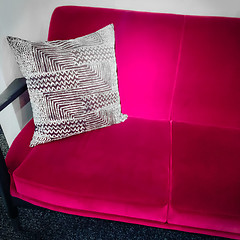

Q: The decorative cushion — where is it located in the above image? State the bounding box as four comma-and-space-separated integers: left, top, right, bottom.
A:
7, 24, 127, 147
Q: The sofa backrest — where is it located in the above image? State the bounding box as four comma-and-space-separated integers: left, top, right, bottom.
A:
171, 15, 240, 129
48, 6, 184, 121
48, 6, 240, 128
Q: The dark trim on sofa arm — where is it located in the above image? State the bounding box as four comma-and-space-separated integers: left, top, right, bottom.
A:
0, 77, 27, 112
0, 77, 27, 230
0, 148, 19, 230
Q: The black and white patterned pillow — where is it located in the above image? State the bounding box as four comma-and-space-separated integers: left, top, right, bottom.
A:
7, 24, 127, 147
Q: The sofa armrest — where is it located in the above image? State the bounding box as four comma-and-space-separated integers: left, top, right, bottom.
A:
0, 78, 27, 112
0, 147, 19, 220
0, 77, 27, 218
0, 147, 11, 200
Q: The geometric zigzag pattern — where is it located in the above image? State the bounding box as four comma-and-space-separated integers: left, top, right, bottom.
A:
7, 24, 127, 147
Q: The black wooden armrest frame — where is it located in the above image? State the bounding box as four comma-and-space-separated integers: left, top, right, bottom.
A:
0, 78, 27, 111
0, 77, 30, 230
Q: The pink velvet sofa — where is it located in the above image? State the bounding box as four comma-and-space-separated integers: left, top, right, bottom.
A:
1, 6, 240, 239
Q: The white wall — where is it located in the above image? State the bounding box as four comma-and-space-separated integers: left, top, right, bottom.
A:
1, 0, 240, 146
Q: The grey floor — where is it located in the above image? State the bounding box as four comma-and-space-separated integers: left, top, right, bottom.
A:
0, 126, 226, 240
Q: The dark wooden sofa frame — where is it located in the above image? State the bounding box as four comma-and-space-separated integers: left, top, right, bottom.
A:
0, 77, 37, 230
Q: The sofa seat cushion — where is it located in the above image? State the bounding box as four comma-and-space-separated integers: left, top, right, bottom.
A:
169, 121, 240, 234
10, 117, 170, 222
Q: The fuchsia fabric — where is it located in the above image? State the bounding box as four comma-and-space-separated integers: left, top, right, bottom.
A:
5, 6, 240, 239
169, 122, 240, 234
11, 118, 170, 222
171, 15, 240, 128
48, 7, 184, 121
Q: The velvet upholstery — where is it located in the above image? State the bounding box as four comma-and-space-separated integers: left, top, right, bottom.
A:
171, 15, 240, 128
169, 122, 240, 234
8, 118, 170, 222
48, 6, 184, 121
4, 6, 240, 239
